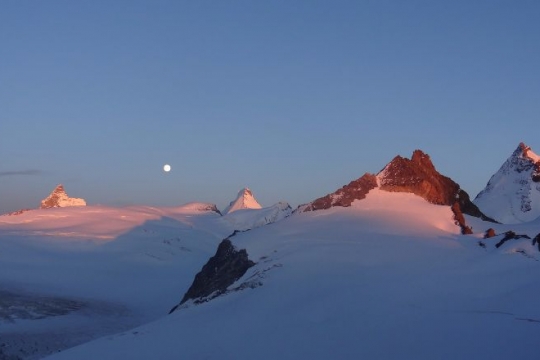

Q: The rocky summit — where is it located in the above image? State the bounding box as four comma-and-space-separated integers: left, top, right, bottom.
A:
303, 149, 495, 233
40, 184, 86, 209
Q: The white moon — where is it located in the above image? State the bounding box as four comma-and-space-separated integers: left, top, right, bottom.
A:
163, 164, 171, 172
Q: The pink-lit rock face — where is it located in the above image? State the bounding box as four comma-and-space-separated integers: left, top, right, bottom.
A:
301, 149, 495, 233
40, 184, 87, 209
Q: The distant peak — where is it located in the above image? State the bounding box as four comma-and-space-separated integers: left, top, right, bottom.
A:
223, 187, 262, 215
474, 142, 540, 223
40, 184, 86, 209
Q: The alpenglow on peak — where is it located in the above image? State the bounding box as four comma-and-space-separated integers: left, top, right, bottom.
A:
222, 188, 262, 215
474, 142, 540, 223
40, 184, 87, 209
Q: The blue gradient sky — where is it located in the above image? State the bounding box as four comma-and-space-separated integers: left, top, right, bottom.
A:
1, 0, 539, 214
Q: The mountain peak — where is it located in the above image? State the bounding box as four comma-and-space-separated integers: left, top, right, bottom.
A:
411, 149, 436, 171
40, 184, 86, 209
474, 142, 540, 223
223, 187, 262, 215
378, 150, 455, 205
303, 149, 494, 232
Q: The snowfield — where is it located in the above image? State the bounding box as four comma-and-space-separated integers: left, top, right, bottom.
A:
1, 190, 536, 359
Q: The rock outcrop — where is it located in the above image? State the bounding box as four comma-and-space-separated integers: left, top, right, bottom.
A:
484, 228, 497, 239
533, 233, 540, 251
2, 208, 32, 216
494, 231, 531, 248
170, 239, 255, 312
302, 149, 495, 233
40, 185, 86, 209
302, 173, 378, 211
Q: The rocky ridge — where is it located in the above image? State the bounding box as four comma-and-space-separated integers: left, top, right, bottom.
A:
170, 239, 255, 312
302, 150, 495, 233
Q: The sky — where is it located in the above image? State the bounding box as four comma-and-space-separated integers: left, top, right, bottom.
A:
1, 0, 539, 214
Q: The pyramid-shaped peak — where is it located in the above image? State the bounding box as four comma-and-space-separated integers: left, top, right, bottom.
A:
52, 184, 66, 194
223, 187, 262, 215
474, 142, 540, 223
40, 184, 86, 209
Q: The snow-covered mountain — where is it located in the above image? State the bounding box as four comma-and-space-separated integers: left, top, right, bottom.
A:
2, 149, 540, 360
474, 142, 540, 224
42, 188, 540, 360
301, 149, 494, 233
40, 184, 86, 209
222, 188, 262, 214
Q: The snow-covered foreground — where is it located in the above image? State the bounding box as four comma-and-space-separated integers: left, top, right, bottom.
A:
16, 190, 537, 360
0, 204, 233, 359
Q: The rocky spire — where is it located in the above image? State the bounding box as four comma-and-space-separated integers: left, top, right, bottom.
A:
40, 184, 86, 209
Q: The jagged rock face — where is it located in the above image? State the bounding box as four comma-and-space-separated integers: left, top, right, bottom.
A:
170, 239, 254, 312
223, 188, 262, 214
378, 151, 460, 205
302, 173, 378, 211
474, 143, 540, 223
379, 150, 494, 224
40, 185, 86, 209
302, 150, 494, 230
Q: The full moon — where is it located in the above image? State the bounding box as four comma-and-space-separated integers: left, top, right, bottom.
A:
163, 164, 171, 172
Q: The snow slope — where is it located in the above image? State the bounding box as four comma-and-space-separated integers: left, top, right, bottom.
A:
43, 190, 540, 360
0, 203, 232, 359
474, 143, 540, 223
221, 201, 292, 231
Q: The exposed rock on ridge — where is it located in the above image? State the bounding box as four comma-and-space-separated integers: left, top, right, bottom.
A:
302, 173, 378, 211
169, 239, 255, 312
40, 185, 86, 209
302, 149, 496, 233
